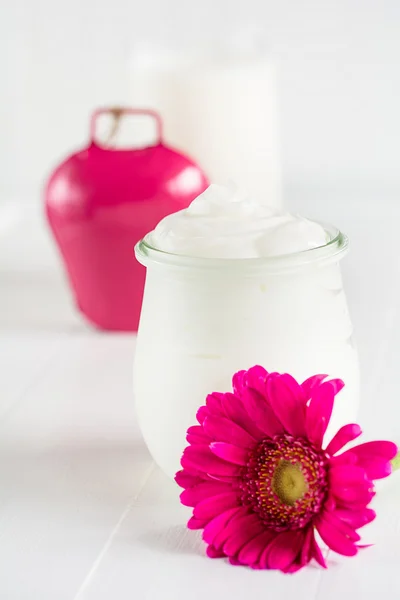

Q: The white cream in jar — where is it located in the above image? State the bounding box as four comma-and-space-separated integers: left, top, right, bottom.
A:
134, 185, 359, 477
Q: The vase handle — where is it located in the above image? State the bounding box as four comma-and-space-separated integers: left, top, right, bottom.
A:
89, 107, 163, 146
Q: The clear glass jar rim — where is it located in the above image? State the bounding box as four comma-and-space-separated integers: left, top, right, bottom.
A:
135, 221, 348, 273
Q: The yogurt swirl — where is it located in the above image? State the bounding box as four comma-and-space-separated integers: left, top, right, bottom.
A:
147, 184, 328, 259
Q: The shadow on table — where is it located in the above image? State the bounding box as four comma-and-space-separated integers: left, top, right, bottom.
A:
138, 525, 204, 557
0, 439, 152, 519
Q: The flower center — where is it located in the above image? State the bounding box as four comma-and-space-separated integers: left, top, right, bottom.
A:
272, 460, 308, 506
241, 435, 328, 531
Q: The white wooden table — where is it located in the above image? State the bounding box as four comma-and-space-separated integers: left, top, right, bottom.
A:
1, 189, 400, 598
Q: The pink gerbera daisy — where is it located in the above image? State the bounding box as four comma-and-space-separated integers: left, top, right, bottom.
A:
175, 366, 397, 572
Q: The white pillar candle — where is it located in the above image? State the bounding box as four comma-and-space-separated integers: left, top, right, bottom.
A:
129, 41, 282, 207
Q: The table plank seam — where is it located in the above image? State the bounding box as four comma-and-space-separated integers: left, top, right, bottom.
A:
72, 461, 156, 600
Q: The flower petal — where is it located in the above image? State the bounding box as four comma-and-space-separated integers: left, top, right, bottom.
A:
306, 381, 336, 447
188, 516, 207, 530
318, 509, 361, 542
238, 530, 275, 566
332, 481, 375, 507
263, 530, 305, 571
352, 440, 398, 460
181, 445, 242, 478
283, 563, 303, 574
330, 465, 370, 487
301, 374, 328, 399
196, 406, 209, 425
186, 433, 208, 445
258, 537, 276, 569
310, 535, 327, 568
243, 365, 270, 395
329, 451, 358, 467
221, 393, 265, 440
357, 458, 392, 480
298, 526, 316, 569
203, 507, 245, 545
203, 415, 256, 448
316, 515, 358, 556
194, 492, 240, 520
325, 424, 362, 456
267, 373, 307, 437
223, 520, 265, 557
206, 545, 225, 558
232, 370, 246, 396
339, 441, 397, 480
187, 425, 208, 437
207, 472, 240, 483
329, 378, 345, 395
206, 393, 225, 416
186, 425, 212, 446
213, 511, 258, 550
210, 442, 249, 466
175, 470, 204, 489
180, 481, 231, 507
332, 507, 376, 529
241, 388, 284, 437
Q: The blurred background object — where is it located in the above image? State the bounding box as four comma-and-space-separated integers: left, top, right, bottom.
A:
129, 34, 281, 205
3, 0, 400, 202
45, 108, 208, 331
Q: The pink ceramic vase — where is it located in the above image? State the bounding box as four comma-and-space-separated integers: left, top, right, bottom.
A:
45, 107, 208, 331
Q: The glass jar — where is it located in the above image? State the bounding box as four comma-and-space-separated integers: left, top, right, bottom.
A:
134, 225, 359, 478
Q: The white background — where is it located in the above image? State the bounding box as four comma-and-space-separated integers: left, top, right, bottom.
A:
2, 0, 400, 275
2, 0, 400, 200
1, 2, 400, 598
